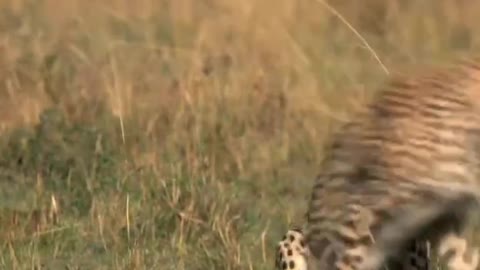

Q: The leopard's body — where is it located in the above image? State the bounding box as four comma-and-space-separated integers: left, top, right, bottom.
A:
276, 229, 431, 270
276, 58, 480, 270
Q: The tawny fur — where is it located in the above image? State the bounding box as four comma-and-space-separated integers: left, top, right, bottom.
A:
304, 58, 480, 270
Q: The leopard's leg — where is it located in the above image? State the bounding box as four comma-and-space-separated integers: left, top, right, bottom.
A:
437, 232, 479, 270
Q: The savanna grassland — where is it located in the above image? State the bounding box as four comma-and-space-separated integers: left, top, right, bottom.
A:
1, 0, 480, 269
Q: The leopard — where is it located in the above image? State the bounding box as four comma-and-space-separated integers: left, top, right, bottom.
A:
275, 228, 432, 270
278, 58, 480, 270
276, 229, 308, 270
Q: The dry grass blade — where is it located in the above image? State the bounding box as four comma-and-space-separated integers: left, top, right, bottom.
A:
312, 0, 390, 75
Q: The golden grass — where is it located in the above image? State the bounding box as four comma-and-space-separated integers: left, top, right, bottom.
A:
0, 0, 479, 269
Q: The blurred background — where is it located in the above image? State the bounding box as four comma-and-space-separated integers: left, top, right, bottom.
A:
0, 0, 479, 269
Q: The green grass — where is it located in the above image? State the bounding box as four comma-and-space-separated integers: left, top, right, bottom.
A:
1, 0, 480, 269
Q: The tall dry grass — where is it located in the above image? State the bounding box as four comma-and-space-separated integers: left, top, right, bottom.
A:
0, 0, 479, 269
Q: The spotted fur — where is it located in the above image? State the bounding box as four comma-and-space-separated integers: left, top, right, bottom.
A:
275, 229, 431, 270
276, 229, 308, 270
304, 58, 480, 270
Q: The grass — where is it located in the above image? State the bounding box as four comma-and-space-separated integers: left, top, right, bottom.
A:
0, 0, 480, 269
